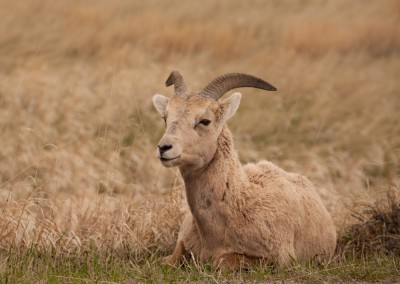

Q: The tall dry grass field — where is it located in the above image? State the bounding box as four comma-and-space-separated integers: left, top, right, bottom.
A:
0, 0, 399, 282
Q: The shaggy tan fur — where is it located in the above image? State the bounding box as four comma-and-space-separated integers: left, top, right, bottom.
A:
153, 78, 336, 271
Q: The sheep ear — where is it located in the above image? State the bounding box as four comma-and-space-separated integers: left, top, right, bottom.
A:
220, 92, 242, 122
152, 94, 169, 116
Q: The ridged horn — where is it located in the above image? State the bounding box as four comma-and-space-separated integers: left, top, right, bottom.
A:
201, 73, 277, 100
165, 70, 188, 95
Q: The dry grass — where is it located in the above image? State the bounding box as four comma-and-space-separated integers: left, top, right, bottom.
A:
338, 187, 400, 257
0, 0, 399, 282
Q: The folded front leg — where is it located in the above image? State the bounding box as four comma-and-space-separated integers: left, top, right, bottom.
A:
163, 240, 187, 266
213, 252, 262, 272
162, 213, 201, 266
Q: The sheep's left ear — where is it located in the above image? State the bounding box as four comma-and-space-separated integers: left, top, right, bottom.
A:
152, 94, 169, 116
220, 92, 242, 122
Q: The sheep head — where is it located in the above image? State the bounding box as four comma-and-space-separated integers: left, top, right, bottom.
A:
152, 71, 276, 169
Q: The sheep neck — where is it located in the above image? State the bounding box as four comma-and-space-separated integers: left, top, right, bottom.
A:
179, 125, 245, 243
180, 124, 244, 193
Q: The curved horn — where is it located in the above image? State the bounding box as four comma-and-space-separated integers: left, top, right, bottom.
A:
202, 73, 277, 100
165, 70, 188, 95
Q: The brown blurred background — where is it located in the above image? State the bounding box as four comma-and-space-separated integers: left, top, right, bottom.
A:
0, 0, 399, 255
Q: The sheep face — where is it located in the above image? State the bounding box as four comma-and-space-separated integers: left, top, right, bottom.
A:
153, 92, 241, 169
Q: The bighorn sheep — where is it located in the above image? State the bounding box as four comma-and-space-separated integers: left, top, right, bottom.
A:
152, 71, 336, 271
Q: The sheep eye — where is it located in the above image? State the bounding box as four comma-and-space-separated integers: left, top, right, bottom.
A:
163, 117, 166, 124
199, 119, 211, 126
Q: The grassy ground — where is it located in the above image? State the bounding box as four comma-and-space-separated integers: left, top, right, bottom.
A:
0, 0, 399, 282
2, 250, 399, 283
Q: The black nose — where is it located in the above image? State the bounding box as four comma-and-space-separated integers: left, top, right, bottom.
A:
158, 144, 172, 156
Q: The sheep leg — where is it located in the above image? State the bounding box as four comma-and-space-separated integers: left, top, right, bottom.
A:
163, 213, 201, 266
213, 253, 262, 271
162, 240, 187, 266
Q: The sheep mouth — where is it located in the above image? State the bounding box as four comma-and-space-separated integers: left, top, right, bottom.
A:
160, 156, 180, 161
160, 156, 181, 166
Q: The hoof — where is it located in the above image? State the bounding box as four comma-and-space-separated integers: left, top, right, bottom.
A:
161, 255, 178, 266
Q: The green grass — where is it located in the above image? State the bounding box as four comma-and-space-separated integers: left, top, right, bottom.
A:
1, 247, 399, 283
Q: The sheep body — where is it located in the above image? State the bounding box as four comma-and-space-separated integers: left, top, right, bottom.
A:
153, 72, 337, 270
165, 126, 336, 269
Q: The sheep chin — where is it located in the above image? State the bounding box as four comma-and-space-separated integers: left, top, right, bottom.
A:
160, 156, 182, 167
